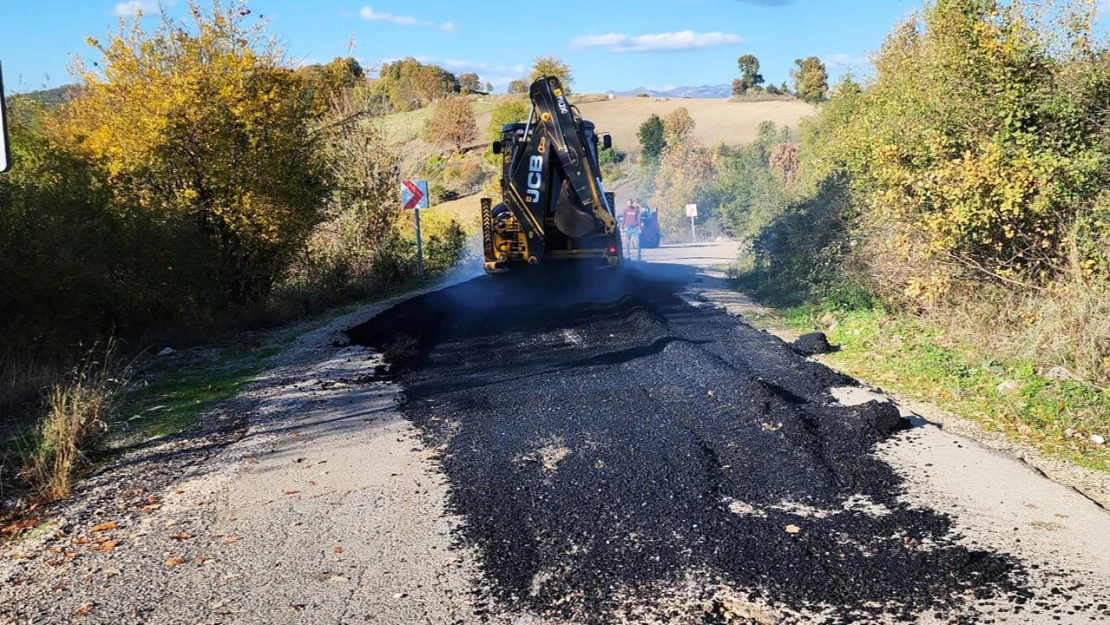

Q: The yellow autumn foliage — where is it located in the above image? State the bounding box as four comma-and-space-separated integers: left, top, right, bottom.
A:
805, 0, 1110, 304
49, 0, 328, 302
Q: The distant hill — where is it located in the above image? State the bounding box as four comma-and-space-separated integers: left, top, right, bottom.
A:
3, 84, 82, 125
608, 85, 733, 99
11, 84, 82, 108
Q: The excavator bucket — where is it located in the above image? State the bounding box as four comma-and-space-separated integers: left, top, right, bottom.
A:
553, 180, 596, 238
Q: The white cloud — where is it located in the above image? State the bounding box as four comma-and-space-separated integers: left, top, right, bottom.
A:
571, 33, 627, 50
822, 53, 860, 69
359, 6, 455, 32
113, 0, 160, 17
569, 30, 742, 53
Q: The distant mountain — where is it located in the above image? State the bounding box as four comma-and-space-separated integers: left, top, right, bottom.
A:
608, 84, 733, 99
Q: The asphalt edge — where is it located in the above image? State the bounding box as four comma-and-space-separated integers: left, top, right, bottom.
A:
682, 270, 1110, 511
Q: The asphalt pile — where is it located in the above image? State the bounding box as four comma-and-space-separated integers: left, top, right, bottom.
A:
792, 331, 836, 356
347, 268, 1034, 624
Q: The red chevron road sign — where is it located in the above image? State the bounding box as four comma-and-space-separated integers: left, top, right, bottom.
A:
402, 179, 428, 210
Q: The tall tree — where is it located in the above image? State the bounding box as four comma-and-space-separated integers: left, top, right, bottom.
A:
297, 56, 365, 117
458, 72, 483, 93
528, 55, 573, 92
422, 96, 478, 153
637, 114, 665, 162
792, 56, 829, 103
734, 54, 764, 95
507, 79, 528, 95
374, 57, 460, 111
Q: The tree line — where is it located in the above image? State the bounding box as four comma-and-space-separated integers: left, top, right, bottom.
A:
0, 1, 470, 402
732, 53, 829, 102
634, 0, 1110, 393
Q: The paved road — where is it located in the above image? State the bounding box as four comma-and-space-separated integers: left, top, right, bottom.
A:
3, 243, 1109, 625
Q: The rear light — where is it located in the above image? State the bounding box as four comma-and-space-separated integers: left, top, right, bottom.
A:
608, 244, 617, 255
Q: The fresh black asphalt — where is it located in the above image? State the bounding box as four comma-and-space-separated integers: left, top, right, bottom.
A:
347, 264, 1042, 624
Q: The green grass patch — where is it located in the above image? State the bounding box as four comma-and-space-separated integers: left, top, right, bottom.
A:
117, 273, 442, 442
119, 345, 277, 440
776, 304, 1110, 472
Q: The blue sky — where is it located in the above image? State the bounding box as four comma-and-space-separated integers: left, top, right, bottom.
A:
1, 0, 924, 94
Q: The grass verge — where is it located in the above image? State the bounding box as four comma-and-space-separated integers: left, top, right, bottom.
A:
119, 345, 277, 440
774, 303, 1110, 473
120, 270, 448, 440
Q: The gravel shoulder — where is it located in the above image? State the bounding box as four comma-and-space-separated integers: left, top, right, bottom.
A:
0, 268, 502, 625
662, 246, 1110, 624
667, 243, 1110, 511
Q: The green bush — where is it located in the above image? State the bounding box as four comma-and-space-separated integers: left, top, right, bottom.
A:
429, 184, 458, 203
423, 220, 468, 274
598, 147, 622, 166
486, 100, 531, 140
0, 97, 225, 354
737, 176, 867, 308
637, 114, 665, 163
703, 127, 791, 243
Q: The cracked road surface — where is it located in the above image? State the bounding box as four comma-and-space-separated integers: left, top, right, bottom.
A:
3, 242, 1109, 624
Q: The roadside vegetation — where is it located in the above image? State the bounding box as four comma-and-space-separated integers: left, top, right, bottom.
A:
0, 1, 474, 515
20, 343, 125, 501
679, 0, 1110, 468
625, 48, 818, 242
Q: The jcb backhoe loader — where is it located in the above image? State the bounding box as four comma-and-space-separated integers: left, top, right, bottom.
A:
480, 76, 621, 273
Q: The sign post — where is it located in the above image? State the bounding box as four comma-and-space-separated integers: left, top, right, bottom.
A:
0, 61, 10, 173
401, 179, 430, 277
685, 204, 698, 243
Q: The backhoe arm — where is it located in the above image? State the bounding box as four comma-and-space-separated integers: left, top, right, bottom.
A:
527, 77, 618, 235
504, 76, 618, 254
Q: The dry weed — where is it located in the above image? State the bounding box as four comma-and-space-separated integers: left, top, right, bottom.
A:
921, 279, 1110, 387
21, 343, 127, 500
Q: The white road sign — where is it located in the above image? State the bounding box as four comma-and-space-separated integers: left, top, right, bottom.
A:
685, 204, 698, 218
0, 61, 10, 173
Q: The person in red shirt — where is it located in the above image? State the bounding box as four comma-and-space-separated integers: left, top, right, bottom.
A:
621, 199, 643, 261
